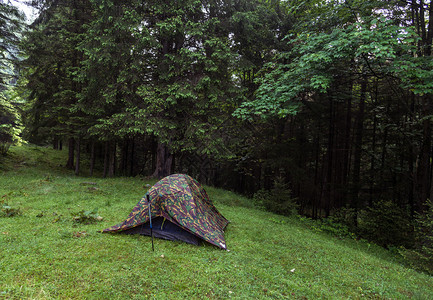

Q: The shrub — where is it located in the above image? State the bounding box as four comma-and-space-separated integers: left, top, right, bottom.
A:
0, 124, 14, 155
253, 177, 298, 216
401, 200, 433, 275
357, 200, 414, 248
252, 189, 270, 210
329, 207, 357, 233
0, 96, 23, 155
0, 142, 11, 156
312, 217, 354, 239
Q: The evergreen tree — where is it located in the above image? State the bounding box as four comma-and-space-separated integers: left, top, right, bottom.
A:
0, 0, 25, 154
78, 0, 237, 178
22, 0, 92, 172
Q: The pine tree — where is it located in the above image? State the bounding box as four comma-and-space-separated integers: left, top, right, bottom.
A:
0, 1, 25, 153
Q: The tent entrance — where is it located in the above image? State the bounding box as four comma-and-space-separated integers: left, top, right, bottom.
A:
120, 217, 200, 246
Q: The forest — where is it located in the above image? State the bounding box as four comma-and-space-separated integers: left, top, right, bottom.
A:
1, 0, 433, 272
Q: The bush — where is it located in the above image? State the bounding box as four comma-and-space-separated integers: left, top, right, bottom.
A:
357, 200, 414, 248
329, 207, 357, 233
401, 200, 433, 275
0, 142, 11, 156
0, 96, 23, 155
312, 217, 355, 239
252, 189, 270, 210
253, 177, 298, 216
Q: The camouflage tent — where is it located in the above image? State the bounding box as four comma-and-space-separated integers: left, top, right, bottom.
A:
102, 174, 229, 249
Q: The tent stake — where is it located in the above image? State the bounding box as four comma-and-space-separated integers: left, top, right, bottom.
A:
147, 194, 154, 252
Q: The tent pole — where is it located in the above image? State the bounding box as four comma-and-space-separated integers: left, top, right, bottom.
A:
147, 194, 154, 252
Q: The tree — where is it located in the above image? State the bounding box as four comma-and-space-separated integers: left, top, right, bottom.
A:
233, 0, 433, 219
22, 0, 92, 173
0, 0, 25, 154
0, 0, 24, 89
134, 0, 237, 178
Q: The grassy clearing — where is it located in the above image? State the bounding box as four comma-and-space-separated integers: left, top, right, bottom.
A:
1, 146, 433, 299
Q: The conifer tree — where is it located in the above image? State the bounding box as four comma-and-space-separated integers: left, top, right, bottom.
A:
0, 0, 25, 153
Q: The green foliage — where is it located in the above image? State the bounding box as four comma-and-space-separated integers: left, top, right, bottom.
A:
66, 0, 239, 162
252, 188, 270, 210
393, 56, 433, 96
295, 209, 358, 240
72, 208, 102, 225
234, 15, 420, 120
311, 217, 355, 240
401, 200, 433, 275
0, 2, 25, 90
22, 0, 93, 144
0, 198, 21, 217
253, 177, 298, 216
358, 200, 414, 248
0, 94, 23, 155
329, 207, 358, 233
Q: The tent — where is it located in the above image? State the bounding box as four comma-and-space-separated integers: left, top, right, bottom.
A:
102, 174, 229, 249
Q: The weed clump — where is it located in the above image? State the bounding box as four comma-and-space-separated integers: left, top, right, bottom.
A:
0, 199, 21, 217
72, 208, 103, 224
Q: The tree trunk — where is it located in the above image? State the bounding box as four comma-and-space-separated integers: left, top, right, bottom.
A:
313, 132, 320, 219
66, 137, 75, 169
53, 137, 59, 150
108, 141, 116, 177
325, 93, 335, 217
129, 137, 135, 176
343, 81, 353, 198
152, 142, 173, 178
120, 140, 128, 175
75, 137, 80, 176
369, 114, 377, 207
351, 76, 366, 222
103, 142, 109, 178
415, 97, 432, 212
90, 141, 95, 177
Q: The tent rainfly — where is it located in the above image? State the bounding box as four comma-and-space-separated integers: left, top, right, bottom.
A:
102, 174, 229, 249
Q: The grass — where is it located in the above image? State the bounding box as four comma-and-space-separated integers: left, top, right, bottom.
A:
1, 145, 433, 299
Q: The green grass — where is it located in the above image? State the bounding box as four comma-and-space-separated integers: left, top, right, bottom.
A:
1, 145, 433, 299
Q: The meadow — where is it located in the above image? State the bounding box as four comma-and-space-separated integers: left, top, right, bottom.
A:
1, 146, 432, 299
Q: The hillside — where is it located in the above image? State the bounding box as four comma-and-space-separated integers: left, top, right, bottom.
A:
1, 146, 432, 299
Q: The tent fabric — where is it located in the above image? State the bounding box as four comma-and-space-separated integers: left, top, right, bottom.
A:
119, 217, 201, 246
102, 174, 229, 249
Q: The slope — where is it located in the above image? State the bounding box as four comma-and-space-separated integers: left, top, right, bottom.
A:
0, 145, 432, 299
